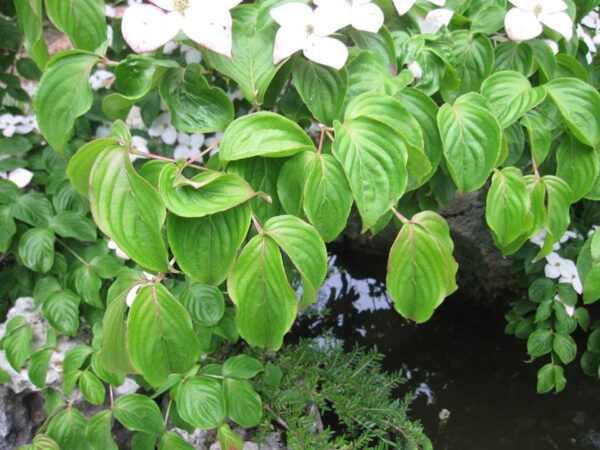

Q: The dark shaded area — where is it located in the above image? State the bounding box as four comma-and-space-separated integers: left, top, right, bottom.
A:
289, 245, 600, 450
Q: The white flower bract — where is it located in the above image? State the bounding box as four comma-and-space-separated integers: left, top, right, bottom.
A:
271, 2, 349, 69
174, 132, 205, 160
393, 0, 446, 15
149, 113, 177, 145
0, 168, 34, 189
312, 0, 385, 34
121, 0, 242, 57
504, 0, 573, 42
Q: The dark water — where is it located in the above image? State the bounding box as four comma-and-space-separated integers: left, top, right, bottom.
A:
291, 246, 600, 450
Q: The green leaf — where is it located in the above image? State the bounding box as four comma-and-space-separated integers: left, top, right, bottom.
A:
159, 432, 194, 450
219, 112, 315, 163
31, 435, 61, 450
0, 136, 32, 155
159, 65, 234, 134
223, 355, 263, 379
126, 284, 200, 386
451, 31, 494, 96
72, 265, 103, 308
438, 93, 501, 192
86, 411, 118, 450
584, 265, 600, 304
113, 394, 165, 435
264, 215, 327, 308
303, 153, 353, 242
79, 370, 105, 405
45, 0, 106, 52
67, 139, 120, 197
223, 378, 262, 428
48, 408, 89, 450
175, 376, 226, 430
35, 51, 101, 152
539, 176, 572, 256
544, 78, 600, 147
592, 228, 600, 261
527, 328, 553, 357
485, 167, 531, 250
3, 316, 32, 371
556, 134, 599, 201
553, 332, 577, 364
0, 206, 16, 252
292, 59, 348, 125
167, 204, 250, 286
529, 278, 556, 303
228, 234, 297, 350
14, 0, 48, 69
204, 20, 279, 105
333, 117, 407, 230
277, 152, 313, 216
521, 111, 551, 165
159, 165, 254, 218
537, 363, 566, 393
89, 147, 169, 272
28, 349, 52, 388
18, 227, 55, 273
527, 39, 557, 80
386, 212, 458, 323
179, 283, 225, 327
494, 41, 533, 75
63, 345, 92, 374
49, 212, 97, 242
11, 193, 54, 228
42, 289, 81, 336
217, 424, 243, 450
480, 71, 545, 128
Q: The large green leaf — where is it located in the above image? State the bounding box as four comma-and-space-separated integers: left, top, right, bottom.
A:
264, 215, 327, 307
126, 284, 200, 386
48, 408, 89, 450
303, 153, 353, 242
113, 394, 165, 435
179, 283, 225, 327
35, 51, 101, 152
544, 78, 600, 147
67, 139, 120, 197
42, 289, 81, 336
89, 147, 169, 272
3, 316, 32, 371
292, 59, 348, 125
204, 20, 280, 105
45, 0, 106, 52
175, 376, 226, 430
228, 234, 297, 350
0, 206, 15, 252
159, 65, 234, 134
219, 112, 315, 163
537, 175, 573, 257
86, 411, 118, 450
521, 111, 551, 165
333, 117, 407, 231
14, 0, 48, 69
481, 71, 546, 128
451, 31, 494, 96
223, 379, 262, 428
277, 152, 313, 216
386, 212, 458, 323
49, 212, 97, 242
485, 167, 532, 251
556, 134, 599, 201
159, 165, 254, 218
167, 204, 250, 286
18, 227, 55, 273
438, 93, 501, 192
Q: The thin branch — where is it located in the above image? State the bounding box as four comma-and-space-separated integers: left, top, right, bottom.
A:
391, 207, 410, 224
251, 214, 264, 234
56, 238, 88, 265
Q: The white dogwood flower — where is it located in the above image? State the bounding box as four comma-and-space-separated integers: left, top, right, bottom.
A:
174, 132, 205, 160
181, 44, 202, 64
407, 61, 423, 80
504, 0, 573, 42
419, 8, 454, 34
121, 0, 242, 57
312, 0, 384, 34
0, 168, 34, 188
149, 113, 177, 145
125, 272, 155, 308
271, 3, 349, 69
544, 253, 582, 294
393, 0, 445, 15
89, 69, 116, 91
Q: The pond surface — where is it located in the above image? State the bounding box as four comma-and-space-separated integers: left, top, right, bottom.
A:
290, 246, 600, 450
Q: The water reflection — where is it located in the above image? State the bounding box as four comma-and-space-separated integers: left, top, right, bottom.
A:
289, 246, 600, 450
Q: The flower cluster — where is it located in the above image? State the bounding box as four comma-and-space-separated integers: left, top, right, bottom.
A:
504, 0, 573, 42
0, 114, 36, 138
88, 69, 116, 91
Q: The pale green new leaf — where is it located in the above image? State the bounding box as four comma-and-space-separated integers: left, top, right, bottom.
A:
167, 204, 250, 286
159, 165, 254, 218
219, 112, 315, 163
89, 147, 169, 272
223, 379, 262, 428
228, 235, 297, 350
126, 284, 200, 386
438, 93, 501, 192
544, 78, 600, 147
264, 215, 327, 307
480, 71, 546, 128
175, 376, 226, 429
35, 51, 100, 152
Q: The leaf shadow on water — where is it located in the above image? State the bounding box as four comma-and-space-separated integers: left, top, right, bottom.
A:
288, 244, 600, 450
